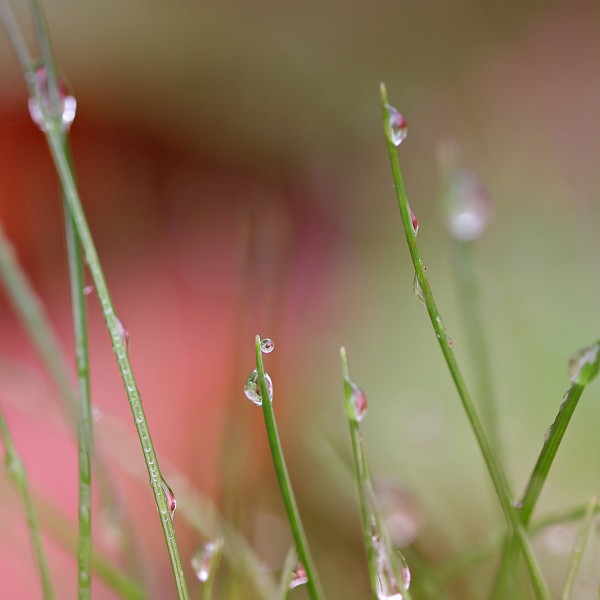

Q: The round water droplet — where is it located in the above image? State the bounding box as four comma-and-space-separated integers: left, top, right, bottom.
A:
27, 65, 77, 132
410, 208, 419, 236
413, 273, 425, 306
115, 316, 130, 354
83, 284, 94, 296
569, 342, 600, 385
244, 370, 273, 406
446, 169, 493, 242
386, 105, 408, 147
191, 538, 223, 583
289, 561, 308, 589
161, 478, 177, 520
260, 338, 275, 353
446, 336, 453, 347
350, 382, 368, 422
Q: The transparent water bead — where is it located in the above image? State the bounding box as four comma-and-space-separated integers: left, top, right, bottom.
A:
386, 105, 407, 147
410, 208, 419, 236
260, 338, 275, 353
83, 284, 94, 296
413, 273, 425, 306
161, 478, 177, 520
289, 561, 308, 589
569, 342, 600, 385
446, 169, 493, 241
350, 382, 368, 422
244, 370, 273, 406
191, 538, 223, 582
373, 535, 411, 600
27, 66, 77, 132
115, 316, 130, 354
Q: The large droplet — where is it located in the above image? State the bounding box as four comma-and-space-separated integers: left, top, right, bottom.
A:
27, 66, 77, 132
289, 561, 308, 589
413, 273, 425, 306
191, 538, 224, 582
350, 382, 368, 422
161, 479, 177, 520
115, 316, 131, 354
446, 169, 493, 242
569, 342, 600, 385
244, 370, 273, 406
260, 338, 275, 353
373, 535, 411, 600
386, 105, 407, 147
410, 208, 419, 236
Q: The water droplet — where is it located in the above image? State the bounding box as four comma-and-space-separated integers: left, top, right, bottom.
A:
446, 169, 493, 242
161, 479, 177, 520
91, 404, 103, 421
27, 66, 77, 132
289, 561, 308, 589
569, 342, 600, 385
191, 538, 223, 583
83, 284, 94, 296
410, 208, 419, 236
386, 105, 407, 147
446, 336, 453, 347
350, 382, 368, 422
115, 316, 130, 354
373, 535, 411, 600
244, 370, 273, 406
260, 338, 275, 353
413, 273, 425, 306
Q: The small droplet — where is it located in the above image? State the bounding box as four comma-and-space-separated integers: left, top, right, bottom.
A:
260, 338, 275, 353
244, 370, 273, 406
27, 65, 77, 132
413, 273, 425, 306
569, 342, 600, 385
446, 169, 493, 242
83, 284, 94, 296
289, 561, 308, 589
161, 479, 177, 520
386, 105, 408, 147
91, 404, 103, 421
350, 382, 368, 422
410, 208, 419, 236
446, 336, 453, 347
191, 538, 223, 583
115, 316, 131, 354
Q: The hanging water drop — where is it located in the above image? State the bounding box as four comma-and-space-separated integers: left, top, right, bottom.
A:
83, 284, 94, 296
350, 382, 368, 422
191, 538, 223, 582
260, 338, 275, 353
446, 169, 493, 242
410, 208, 419, 236
373, 535, 411, 600
386, 105, 407, 147
289, 561, 308, 589
244, 370, 273, 406
161, 478, 177, 520
446, 336, 453, 347
27, 65, 77, 132
413, 273, 425, 306
568, 342, 600, 385
115, 316, 131, 354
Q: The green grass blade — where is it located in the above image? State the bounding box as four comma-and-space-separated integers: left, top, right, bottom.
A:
380, 82, 550, 600
560, 496, 598, 600
254, 335, 325, 600
341, 347, 413, 600
0, 409, 55, 600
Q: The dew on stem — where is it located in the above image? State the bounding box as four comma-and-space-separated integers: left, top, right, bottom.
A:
413, 273, 425, 306
27, 65, 76, 132
410, 208, 419, 236
350, 382, 368, 422
289, 560, 308, 590
161, 478, 177, 521
244, 369, 273, 406
568, 342, 600, 385
191, 538, 223, 583
386, 104, 407, 147
260, 338, 275, 353
115, 315, 130, 354
82, 284, 94, 296
445, 169, 493, 242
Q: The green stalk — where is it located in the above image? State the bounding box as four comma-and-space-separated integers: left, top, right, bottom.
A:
340, 348, 413, 600
0, 3, 189, 597
277, 547, 298, 600
0, 408, 55, 599
560, 496, 597, 600
492, 345, 599, 597
380, 83, 550, 600
254, 335, 325, 600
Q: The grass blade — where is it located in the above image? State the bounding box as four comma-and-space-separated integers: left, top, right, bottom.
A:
380, 82, 550, 600
341, 347, 413, 600
560, 496, 597, 600
0, 408, 55, 599
254, 335, 325, 600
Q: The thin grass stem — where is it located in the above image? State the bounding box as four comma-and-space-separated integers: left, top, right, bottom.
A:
254, 335, 325, 600
380, 82, 550, 600
277, 547, 298, 600
0, 408, 55, 599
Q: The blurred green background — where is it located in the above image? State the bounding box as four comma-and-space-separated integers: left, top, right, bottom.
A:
1, 0, 600, 597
